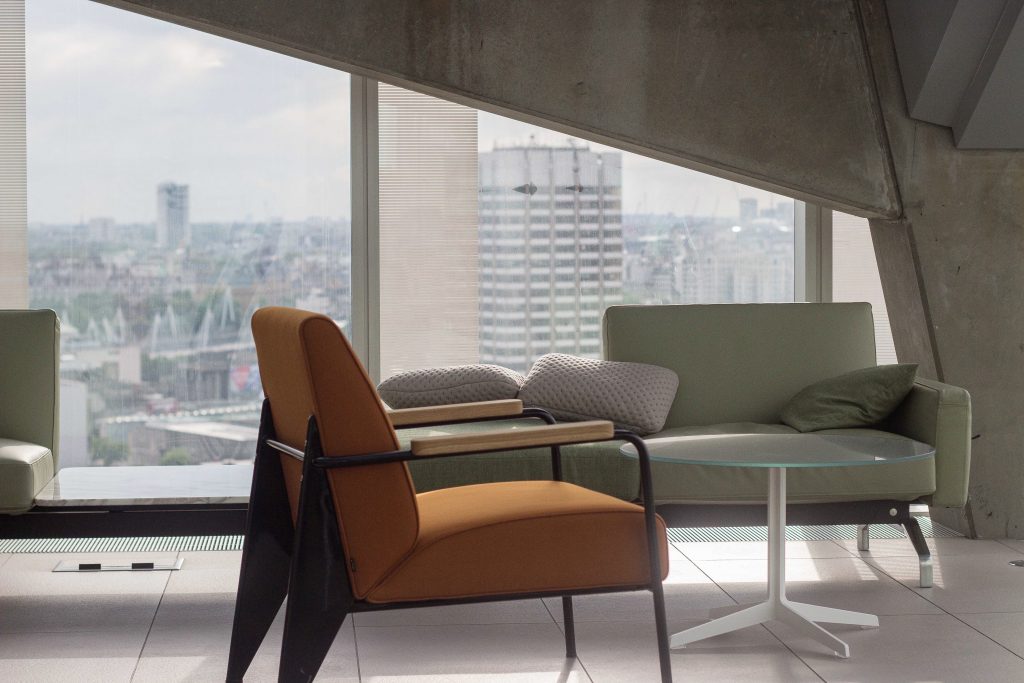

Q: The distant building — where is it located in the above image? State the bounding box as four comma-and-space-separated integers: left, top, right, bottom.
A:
58, 379, 89, 468
156, 182, 190, 248
478, 144, 623, 372
738, 197, 759, 226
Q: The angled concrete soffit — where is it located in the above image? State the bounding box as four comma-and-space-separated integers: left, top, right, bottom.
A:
92, 0, 902, 219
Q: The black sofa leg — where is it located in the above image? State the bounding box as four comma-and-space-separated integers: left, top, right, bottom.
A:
227, 402, 295, 682
562, 595, 577, 658
903, 517, 934, 588
279, 419, 354, 683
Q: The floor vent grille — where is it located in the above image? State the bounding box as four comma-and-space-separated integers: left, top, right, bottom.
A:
0, 520, 960, 553
666, 518, 960, 543
0, 535, 244, 554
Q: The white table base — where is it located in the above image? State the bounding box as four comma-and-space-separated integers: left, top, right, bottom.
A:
670, 468, 878, 658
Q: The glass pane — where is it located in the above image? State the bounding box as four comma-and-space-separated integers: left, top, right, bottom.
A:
379, 87, 796, 376
27, 1, 351, 468
832, 212, 897, 363
481, 119, 795, 375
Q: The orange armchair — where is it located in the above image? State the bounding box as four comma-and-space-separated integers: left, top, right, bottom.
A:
226, 307, 672, 682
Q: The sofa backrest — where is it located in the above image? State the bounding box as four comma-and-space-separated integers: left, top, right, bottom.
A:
0, 309, 60, 467
603, 303, 877, 428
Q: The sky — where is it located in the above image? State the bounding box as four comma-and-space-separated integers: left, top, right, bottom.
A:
27, 0, 790, 224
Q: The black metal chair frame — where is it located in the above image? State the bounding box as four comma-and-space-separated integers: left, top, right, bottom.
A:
227, 400, 672, 683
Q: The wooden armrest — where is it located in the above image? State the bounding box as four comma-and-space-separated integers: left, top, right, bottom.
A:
387, 399, 523, 427
410, 420, 614, 457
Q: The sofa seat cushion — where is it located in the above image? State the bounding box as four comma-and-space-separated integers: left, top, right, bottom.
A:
365, 481, 668, 603
400, 419, 638, 501
0, 438, 54, 514
645, 424, 936, 504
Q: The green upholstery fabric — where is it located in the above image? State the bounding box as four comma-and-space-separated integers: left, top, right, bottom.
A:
602, 303, 970, 509
399, 420, 638, 501
780, 363, 918, 432
0, 439, 55, 514
401, 303, 970, 513
883, 378, 972, 507
640, 424, 935, 504
0, 309, 60, 513
602, 303, 877, 427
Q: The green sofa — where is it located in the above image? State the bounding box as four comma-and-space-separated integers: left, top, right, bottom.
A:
0, 310, 60, 515
401, 303, 972, 588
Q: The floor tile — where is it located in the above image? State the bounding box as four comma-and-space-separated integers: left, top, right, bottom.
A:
355, 599, 554, 627
770, 614, 1024, 681
356, 622, 592, 681
571, 619, 820, 682
163, 551, 241, 594
0, 552, 172, 597
997, 538, 1024, 554
142, 593, 252, 655
695, 556, 942, 616
865, 552, 1024, 613
134, 620, 358, 683
543, 586, 735, 625
0, 592, 161, 633
833, 535, 1015, 558
675, 539, 849, 561
543, 550, 735, 623
0, 628, 145, 683
956, 612, 1024, 657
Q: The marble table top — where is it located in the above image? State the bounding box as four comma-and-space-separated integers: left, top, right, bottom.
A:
34, 465, 253, 507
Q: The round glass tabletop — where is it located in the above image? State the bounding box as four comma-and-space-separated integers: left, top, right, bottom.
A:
619, 433, 935, 468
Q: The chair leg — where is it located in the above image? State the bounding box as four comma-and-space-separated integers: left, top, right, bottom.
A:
651, 581, 672, 683
562, 595, 577, 658
227, 402, 295, 683
903, 517, 934, 588
279, 420, 355, 683
857, 524, 870, 551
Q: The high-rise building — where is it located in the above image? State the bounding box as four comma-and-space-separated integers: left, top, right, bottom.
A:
738, 197, 759, 225
478, 144, 623, 373
156, 182, 190, 248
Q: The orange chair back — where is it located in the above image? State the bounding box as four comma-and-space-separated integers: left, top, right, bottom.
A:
251, 307, 419, 598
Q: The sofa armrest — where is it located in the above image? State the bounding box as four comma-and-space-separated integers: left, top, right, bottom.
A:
886, 378, 972, 508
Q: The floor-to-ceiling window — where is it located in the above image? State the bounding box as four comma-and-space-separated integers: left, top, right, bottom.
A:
377, 86, 796, 376
11, 2, 899, 469
26, 1, 351, 468
832, 212, 897, 364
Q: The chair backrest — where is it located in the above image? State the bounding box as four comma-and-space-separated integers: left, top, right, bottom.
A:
603, 303, 877, 428
250, 307, 418, 599
0, 309, 60, 467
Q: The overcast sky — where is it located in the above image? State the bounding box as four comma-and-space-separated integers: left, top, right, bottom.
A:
28, 0, 789, 224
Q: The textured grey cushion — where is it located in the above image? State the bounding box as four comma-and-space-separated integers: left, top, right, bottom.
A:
518, 353, 679, 435
780, 364, 918, 432
378, 364, 525, 409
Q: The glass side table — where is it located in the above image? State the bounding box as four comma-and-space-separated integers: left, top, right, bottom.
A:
622, 433, 935, 658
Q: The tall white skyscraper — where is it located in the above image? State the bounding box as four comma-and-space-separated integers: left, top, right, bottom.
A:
478, 144, 623, 372
156, 182, 190, 248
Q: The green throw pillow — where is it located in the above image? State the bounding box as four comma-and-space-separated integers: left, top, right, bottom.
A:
780, 364, 918, 432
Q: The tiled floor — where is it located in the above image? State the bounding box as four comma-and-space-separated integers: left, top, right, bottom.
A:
1, 535, 1024, 682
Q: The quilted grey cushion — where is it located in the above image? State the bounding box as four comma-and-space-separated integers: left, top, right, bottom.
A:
518, 353, 679, 435
378, 364, 526, 409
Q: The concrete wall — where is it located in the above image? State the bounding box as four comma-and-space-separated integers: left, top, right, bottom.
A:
96, 0, 899, 218
862, 0, 1024, 537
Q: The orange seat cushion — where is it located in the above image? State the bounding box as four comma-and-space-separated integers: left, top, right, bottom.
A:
366, 481, 669, 603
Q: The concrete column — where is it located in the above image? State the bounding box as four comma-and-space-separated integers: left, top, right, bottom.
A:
862, 0, 1024, 537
